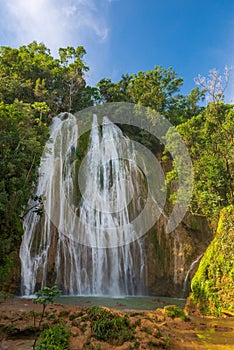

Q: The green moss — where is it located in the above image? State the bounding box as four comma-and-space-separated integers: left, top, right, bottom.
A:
189, 205, 234, 316
0, 250, 21, 294
150, 226, 166, 270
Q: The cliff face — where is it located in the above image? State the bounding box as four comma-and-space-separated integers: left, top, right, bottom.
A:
2, 211, 212, 297
144, 212, 212, 297
186, 205, 234, 316
2, 127, 213, 297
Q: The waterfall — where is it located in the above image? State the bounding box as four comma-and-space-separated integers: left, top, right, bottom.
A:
183, 254, 203, 294
20, 113, 147, 296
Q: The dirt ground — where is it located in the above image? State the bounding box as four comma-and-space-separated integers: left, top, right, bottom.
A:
0, 298, 233, 350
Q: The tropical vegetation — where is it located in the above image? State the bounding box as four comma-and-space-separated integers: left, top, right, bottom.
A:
0, 41, 233, 317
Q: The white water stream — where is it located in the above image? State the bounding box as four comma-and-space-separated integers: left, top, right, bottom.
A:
20, 114, 147, 296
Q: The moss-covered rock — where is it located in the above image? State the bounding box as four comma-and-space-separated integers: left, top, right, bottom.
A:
164, 305, 189, 321
187, 205, 234, 316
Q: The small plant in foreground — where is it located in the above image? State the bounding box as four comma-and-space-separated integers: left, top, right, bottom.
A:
26, 310, 42, 327
32, 285, 61, 349
33, 285, 61, 329
88, 306, 134, 345
164, 305, 189, 321
35, 323, 71, 350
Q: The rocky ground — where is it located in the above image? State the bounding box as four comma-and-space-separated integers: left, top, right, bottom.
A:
0, 298, 233, 350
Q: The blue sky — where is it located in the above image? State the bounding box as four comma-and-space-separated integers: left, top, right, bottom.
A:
1, 0, 234, 101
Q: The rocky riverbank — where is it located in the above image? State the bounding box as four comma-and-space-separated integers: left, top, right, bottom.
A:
0, 298, 234, 349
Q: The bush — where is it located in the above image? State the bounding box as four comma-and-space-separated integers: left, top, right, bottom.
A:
35, 324, 71, 350
164, 305, 189, 321
88, 306, 134, 345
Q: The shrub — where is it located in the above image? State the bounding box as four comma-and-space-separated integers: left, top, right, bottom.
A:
88, 306, 134, 345
164, 305, 189, 321
35, 324, 71, 350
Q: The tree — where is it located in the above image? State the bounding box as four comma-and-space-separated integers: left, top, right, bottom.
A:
126, 66, 183, 112
0, 41, 94, 115
166, 101, 234, 221
0, 42, 56, 107
165, 67, 234, 222
166, 87, 204, 125
97, 74, 132, 103
57, 46, 92, 112
33, 285, 61, 349
0, 101, 49, 291
0, 42, 97, 292
33, 285, 61, 329
97, 67, 203, 125
194, 66, 231, 103
32, 102, 50, 124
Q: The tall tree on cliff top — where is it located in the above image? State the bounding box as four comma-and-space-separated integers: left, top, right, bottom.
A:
97, 66, 204, 125
166, 67, 234, 221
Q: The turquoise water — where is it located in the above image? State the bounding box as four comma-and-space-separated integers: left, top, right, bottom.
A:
55, 295, 186, 310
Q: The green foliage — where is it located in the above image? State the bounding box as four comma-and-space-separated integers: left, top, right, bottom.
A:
97, 68, 203, 125
166, 102, 234, 221
189, 205, 234, 316
0, 102, 48, 211
34, 285, 61, 307
88, 306, 134, 345
0, 41, 233, 317
0, 42, 95, 291
0, 101, 49, 290
0, 41, 94, 114
97, 67, 183, 108
32, 286, 61, 349
33, 285, 61, 333
35, 324, 71, 350
163, 305, 189, 321
166, 87, 204, 125
32, 102, 50, 125
5, 324, 20, 335
127, 341, 140, 350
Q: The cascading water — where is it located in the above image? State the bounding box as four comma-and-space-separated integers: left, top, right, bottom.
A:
20, 113, 147, 296
183, 254, 203, 295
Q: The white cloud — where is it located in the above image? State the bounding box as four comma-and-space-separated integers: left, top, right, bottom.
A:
0, 0, 111, 55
